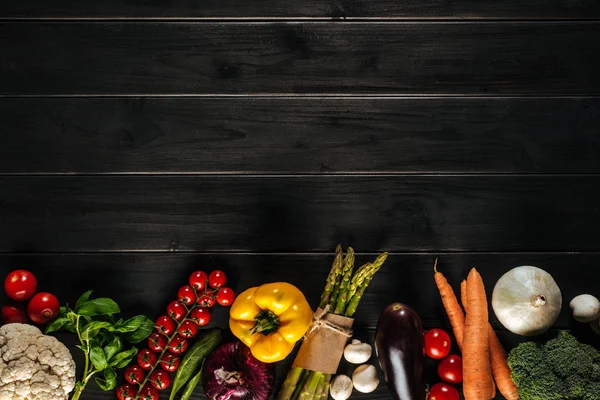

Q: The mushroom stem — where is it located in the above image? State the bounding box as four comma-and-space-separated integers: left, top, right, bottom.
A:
530, 295, 546, 308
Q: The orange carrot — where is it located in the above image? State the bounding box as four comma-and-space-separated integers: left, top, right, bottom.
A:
461, 280, 519, 399
463, 268, 494, 400
433, 259, 465, 351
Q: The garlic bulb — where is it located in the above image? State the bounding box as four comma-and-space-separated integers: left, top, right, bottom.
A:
570, 294, 600, 323
492, 266, 562, 336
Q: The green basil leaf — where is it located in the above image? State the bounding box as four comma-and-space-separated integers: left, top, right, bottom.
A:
123, 317, 154, 344
90, 344, 108, 371
115, 315, 146, 333
103, 336, 122, 361
77, 298, 120, 317
45, 317, 70, 334
109, 347, 138, 368
95, 367, 117, 391
178, 362, 204, 400
67, 311, 78, 323
81, 321, 114, 340
75, 290, 94, 312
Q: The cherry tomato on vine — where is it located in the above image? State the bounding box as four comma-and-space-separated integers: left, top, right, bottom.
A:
168, 334, 188, 354
124, 365, 145, 385
137, 349, 158, 370
159, 353, 180, 372
427, 383, 459, 400
1, 305, 28, 324
189, 270, 208, 291
150, 369, 171, 390
27, 292, 60, 324
424, 328, 451, 359
191, 307, 211, 326
178, 285, 197, 306
216, 287, 235, 306
178, 320, 197, 338
117, 384, 137, 400
167, 300, 186, 321
147, 332, 168, 353
208, 270, 227, 288
438, 354, 463, 384
198, 292, 216, 308
4, 270, 37, 302
155, 315, 176, 336
139, 384, 159, 400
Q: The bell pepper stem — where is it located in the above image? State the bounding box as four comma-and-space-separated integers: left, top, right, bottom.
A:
250, 310, 280, 335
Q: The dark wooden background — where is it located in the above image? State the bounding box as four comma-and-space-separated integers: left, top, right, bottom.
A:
1, 1, 600, 399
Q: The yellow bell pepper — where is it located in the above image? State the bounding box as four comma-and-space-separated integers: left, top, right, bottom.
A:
229, 282, 313, 363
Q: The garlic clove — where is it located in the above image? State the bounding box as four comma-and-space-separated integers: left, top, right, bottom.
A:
352, 364, 379, 394
330, 375, 353, 400
570, 294, 600, 323
344, 341, 372, 364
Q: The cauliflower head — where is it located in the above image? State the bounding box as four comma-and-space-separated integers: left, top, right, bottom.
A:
0, 323, 76, 400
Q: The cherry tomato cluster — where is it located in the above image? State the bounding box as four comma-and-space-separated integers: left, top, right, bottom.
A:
1, 269, 60, 325
116, 270, 235, 400
424, 328, 462, 400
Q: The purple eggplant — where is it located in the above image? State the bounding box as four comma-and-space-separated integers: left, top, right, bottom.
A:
375, 303, 425, 400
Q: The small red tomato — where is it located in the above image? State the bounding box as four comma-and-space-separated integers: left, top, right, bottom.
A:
178, 320, 198, 338
208, 270, 227, 288
4, 270, 37, 302
155, 315, 176, 336
438, 354, 463, 384
168, 334, 188, 354
137, 349, 158, 370
190, 307, 211, 326
124, 365, 145, 385
189, 270, 208, 291
167, 300, 186, 321
198, 292, 216, 308
216, 287, 235, 306
139, 384, 159, 400
147, 332, 168, 353
424, 328, 451, 359
178, 285, 197, 306
1, 305, 28, 324
27, 292, 60, 324
116, 383, 137, 400
150, 369, 171, 390
427, 383, 459, 400
159, 353, 180, 372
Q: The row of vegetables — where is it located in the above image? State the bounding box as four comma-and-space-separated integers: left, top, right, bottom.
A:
1, 248, 600, 400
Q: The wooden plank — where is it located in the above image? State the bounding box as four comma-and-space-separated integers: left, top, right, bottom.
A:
1, 97, 599, 174
2, 0, 600, 19
1, 175, 600, 252
2, 252, 595, 400
1, 22, 599, 95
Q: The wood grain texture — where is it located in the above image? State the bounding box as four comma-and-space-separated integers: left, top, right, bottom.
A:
2, 0, 600, 19
2, 175, 600, 253
1, 22, 599, 95
2, 252, 596, 400
1, 97, 599, 174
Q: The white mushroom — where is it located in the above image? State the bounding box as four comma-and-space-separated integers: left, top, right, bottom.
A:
352, 364, 379, 394
570, 294, 600, 323
343, 339, 372, 364
330, 375, 353, 400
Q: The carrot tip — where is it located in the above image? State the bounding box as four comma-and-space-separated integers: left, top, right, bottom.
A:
433, 257, 439, 273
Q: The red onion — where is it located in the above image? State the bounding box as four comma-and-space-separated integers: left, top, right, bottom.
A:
202, 341, 275, 400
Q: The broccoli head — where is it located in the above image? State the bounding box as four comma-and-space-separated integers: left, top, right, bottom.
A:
507, 331, 600, 400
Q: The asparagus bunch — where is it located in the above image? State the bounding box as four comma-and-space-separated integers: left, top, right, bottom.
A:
277, 246, 388, 400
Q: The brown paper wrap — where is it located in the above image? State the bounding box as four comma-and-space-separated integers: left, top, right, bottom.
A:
292, 307, 354, 374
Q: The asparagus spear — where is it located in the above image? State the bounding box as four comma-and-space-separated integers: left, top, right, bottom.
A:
279, 367, 304, 400
314, 373, 326, 400
299, 371, 323, 400
332, 247, 355, 312
319, 245, 343, 309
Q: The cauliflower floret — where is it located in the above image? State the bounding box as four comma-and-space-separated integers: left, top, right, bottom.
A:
0, 323, 76, 400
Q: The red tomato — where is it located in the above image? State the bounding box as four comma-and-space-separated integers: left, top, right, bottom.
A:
147, 332, 168, 352
155, 315, 176, 336
168, 334, 188, 354
216, 287, 235, 306
139, 384, 159, 400
4, 270, 37, 302
159, 353, 180, 372
178, 320, 197, 338
438, 354, 463, 384
189, 271, 208, 291
190, 307, 211, 326
124, 365, 145, 385
427, 383, 459, 400
150, 369, 171, 390
116, 384, 137, 400
137, 349, 158, 370
178, 285, 197, 306
1, 305, 28, 324
167, 300, 186, 321
424, 328, 451, 359
198, 292, 216, 308
27, 292, 60, 324
208, 270, 227, 288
